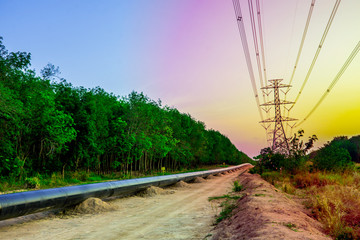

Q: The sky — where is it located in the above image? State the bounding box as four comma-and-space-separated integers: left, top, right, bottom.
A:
1, 0, 359, 158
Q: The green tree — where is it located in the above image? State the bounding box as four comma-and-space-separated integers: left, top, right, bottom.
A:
0, 36, 252, 180
313, 142, 353, 171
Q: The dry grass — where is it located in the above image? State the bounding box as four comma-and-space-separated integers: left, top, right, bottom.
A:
278, 182, 296, 195
302, 171, 360, 239
307, 184, 360, 239
294, 172, 329, 188
262, 170, 360, 239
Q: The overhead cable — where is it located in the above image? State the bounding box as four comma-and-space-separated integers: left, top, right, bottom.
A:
247, 0, 266, 103
290, 0, 341, 110
288, 0, 316, 87
232, 0, 264, 121
284, 0, 316, 134
256, 0, 267, 86
296, 40, 360, 126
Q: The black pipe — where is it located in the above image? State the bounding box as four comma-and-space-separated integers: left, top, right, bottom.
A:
0, 163, 250, 221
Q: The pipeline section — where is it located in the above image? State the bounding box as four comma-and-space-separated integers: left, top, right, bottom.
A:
0, 163, 251, 221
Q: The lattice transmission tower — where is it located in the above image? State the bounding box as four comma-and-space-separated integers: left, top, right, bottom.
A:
260, 79, 297, 153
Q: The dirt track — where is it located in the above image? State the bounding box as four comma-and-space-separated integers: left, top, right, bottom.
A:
0, 169, 245, 240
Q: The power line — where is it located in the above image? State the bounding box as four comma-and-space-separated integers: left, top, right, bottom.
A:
283, 0, 299, 78
255, 0, 269, 102
247, 0, 266, 103
256, 0, 267, 83
296, 40, 360, 126
288, 0, 316, 87
290, 0, 341, 110
232, 0, 264, 121
284, 0, 316, 135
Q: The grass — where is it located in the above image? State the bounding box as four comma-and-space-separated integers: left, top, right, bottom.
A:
208, 194, 242, 201
209, 180, 245, 224
307, 184, 360, 239
216, 201, 237, 223
260, 170, 360, 239
208, 195, 239, 223
254, 193, 266, 197
232, 180, 243, 192
0, 165, 233, 193
279, 182, 296, 195
284, 223, 298, 232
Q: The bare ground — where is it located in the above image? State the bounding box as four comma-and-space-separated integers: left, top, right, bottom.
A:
0, 168, 331, 240
0, 168, 246, 240
210, 172, 331, 240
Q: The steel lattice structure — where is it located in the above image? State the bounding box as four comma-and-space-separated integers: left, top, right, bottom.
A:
260, 79, 297, 153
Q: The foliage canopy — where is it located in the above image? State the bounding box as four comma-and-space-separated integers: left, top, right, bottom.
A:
0, 37, 251, 180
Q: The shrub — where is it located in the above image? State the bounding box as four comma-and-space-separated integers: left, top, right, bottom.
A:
25, 177, 40, 189
261, 171, 283, 183
71, 171, 90, 182
313, 143, 353, 171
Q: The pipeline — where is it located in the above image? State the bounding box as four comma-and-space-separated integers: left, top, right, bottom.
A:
0, 163, 251, 221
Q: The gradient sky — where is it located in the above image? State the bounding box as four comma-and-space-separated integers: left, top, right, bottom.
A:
1, 0, 359, 157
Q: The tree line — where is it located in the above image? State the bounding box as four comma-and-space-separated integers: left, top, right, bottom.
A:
254, 130, 360, 174
309, 135, 360, 171
0, 37, 251, 180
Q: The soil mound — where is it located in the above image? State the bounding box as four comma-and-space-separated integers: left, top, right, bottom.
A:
215, 173, 222, 177
206, 175, 216, 179
211, 173, 331, 240
174, 180, 190, 188
137, 186, 175, 197
64, 198, 116, 215
193, 177, 206, 183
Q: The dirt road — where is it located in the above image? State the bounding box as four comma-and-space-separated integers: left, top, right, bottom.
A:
0, 169, 245, 240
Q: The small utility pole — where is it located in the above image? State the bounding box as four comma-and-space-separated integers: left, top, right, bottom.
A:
260, 79, 297, 153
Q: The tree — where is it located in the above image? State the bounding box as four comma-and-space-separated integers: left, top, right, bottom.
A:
313, 142, 353, 171
0, 36, 252, 180
288, 130, 318, 158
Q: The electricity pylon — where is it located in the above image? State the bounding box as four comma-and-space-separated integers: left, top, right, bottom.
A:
260, 79, 297, 154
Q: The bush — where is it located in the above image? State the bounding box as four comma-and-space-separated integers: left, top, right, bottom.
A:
48, 172, 66, 187
25, 177, 40, 189
313, 143, 353, 171
261, 171, 283, 185
71, 171, 91, 181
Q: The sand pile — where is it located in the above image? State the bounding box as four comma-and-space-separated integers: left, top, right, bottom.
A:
61, 197, 116, 216
174, 180, 190, 188
215, 173, 222, 177
193, 177, 206, 183
74, 198, 116, 214
137, 186, 175, 197
206, 175, 216, 179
